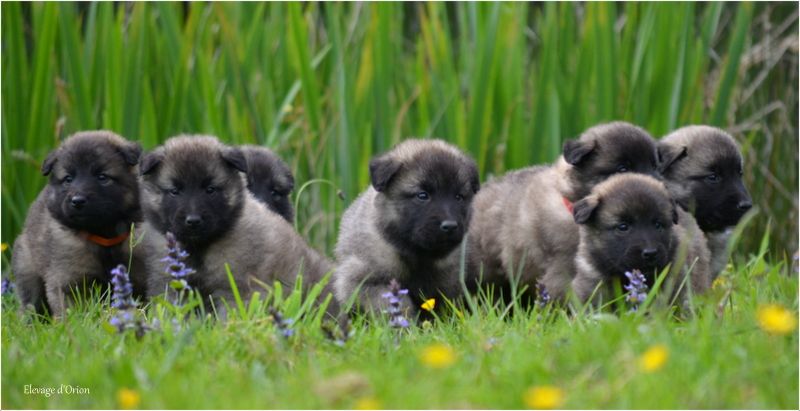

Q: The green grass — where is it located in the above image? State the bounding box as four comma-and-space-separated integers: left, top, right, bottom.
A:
1, 2, 798, 409
1, 241, 797, 409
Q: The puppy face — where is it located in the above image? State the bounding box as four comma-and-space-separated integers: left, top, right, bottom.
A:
140, 136, 247, 248
370, 140, 480, 259
658, 126, 752, 232
574, 174, 678, 283
562, 122, 659, 200
242, 146, 295, 222
42, 131, 142, 233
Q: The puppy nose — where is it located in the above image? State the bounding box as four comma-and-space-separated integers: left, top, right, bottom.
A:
641, 248, 658, 260
737, 200, 752, 211
440, 220, 459, 232
185, 214, 202, 227
70, 195, 86, 208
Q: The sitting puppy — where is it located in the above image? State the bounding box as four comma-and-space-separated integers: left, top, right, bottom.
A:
571, 174, 711, 306
468, 122, 660, 303
333, 139, 480, 319
241, 145, 295, 222
12, 131, 144, 316
138, 136, 335, 314
658, 126, 752, 279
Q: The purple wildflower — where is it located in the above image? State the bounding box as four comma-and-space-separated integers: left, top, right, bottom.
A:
535, 281, 551, 308
110, 265, 135, 310
1, 277, 14, 296
382, 279, 410, 329
269, 308, 294, 339
624, 269, 649, 309
161, 232, 195, 291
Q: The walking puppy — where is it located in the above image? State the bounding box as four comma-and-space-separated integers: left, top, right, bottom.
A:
657, 126, 752, 279
468, 122, 660, 303
12, 131, 144, 316
241, 145, 295, 222
333, 139, 480, 319
138, 136, 335, 314
571, 174, 711, 306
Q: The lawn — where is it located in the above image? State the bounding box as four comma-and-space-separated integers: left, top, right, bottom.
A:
1, 2, 798, 409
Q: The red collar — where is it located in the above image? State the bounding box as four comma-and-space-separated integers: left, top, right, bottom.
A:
79, 230, 130, 247
562, 197, 574, 214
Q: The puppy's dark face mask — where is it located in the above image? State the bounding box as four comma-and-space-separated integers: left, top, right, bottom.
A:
562, 124, 659, 200
574, 185, 678, 284
43, 136, 142, 236
370, 150, 480, 260
659, 144, 752, 232
141, 146, 247, 250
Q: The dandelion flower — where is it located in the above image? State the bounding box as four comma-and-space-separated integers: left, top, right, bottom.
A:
638, 344, 669, 372
757, 304, 797, 335
117, 388, 141, 409
419, 343, 456, 369
523, 385, 564, 409
354, 397, 382, 410
421, 298, 436, 312
0, 242, 8, 252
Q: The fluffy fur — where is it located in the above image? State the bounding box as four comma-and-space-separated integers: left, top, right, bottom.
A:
333, 139, 480, 319
571, 174, 711, 306
137, 135, 335, 315
12, 131, 144, 316
241, 145, 295, 222
658, 125, 752, 279
468, 121, 660, 303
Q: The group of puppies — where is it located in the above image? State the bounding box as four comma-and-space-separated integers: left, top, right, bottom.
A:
11, 121, 752, 321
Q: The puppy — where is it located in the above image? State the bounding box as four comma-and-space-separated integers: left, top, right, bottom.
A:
468, 122, 659, 303
658, 126, 752, 279
571, 174, 711, 306
137, 136, 335, 314
333, 139, 480, 319
241, 145, 295, 222
12, 131, 144, 316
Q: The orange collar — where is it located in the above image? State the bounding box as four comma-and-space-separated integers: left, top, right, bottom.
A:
79, 230, 130, 247
562, 197, 574, 214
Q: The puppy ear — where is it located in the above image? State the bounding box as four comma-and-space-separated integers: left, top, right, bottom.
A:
573, 196, 600, 224
41, 150, 58, 176
221, 147, 248, 173
671, 200, 679, 225
562, 139, 596, 165
369, 155, 402, 192
657, 144, 687, 174
118, 142, 143, 166
140, 151, 164, 176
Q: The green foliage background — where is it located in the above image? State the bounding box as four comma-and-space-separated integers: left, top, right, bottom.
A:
2, 2, 798, 257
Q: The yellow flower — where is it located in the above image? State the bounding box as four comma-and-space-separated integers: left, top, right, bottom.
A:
421, 298, 436, 312
354, 397, 382, 410
0, 243, 7, 252
711, 275, 730, 291
757, 304, 797, 335
117, 388, 141, 410
638, 344, 669, 373
419, 343, 456, 369
523, 385, 564, 409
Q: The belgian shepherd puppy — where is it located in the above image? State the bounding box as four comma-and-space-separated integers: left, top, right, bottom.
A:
12, 131, 144, 316
333, 139, 480, 319
658, 126, 752, 279
571, 174, 711, 306
468, 122, 660, 303
241, 145, 295, 222
138, 136, 335, 314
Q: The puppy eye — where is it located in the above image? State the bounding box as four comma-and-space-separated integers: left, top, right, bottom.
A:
616, 164, 629, 173
615, 223, 630, 232
455, 194, 464, 202
416, 191, 430, 201
654, 221, 663, 230
169, 188, 180, 196
97, 173, 108, 181
63, 175, 73, 185
271, 190, 282, 198
206, 186, 216, 194
705, 174, 720, 183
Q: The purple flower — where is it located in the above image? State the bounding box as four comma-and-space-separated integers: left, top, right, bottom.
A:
383, 279, 410, 329
269, 308, 294, 339
1, 277, 14, 296
110, 265, 135, 310
161, 232, 195, 291
624, 269, 649, 309
535, 281, 551, 308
